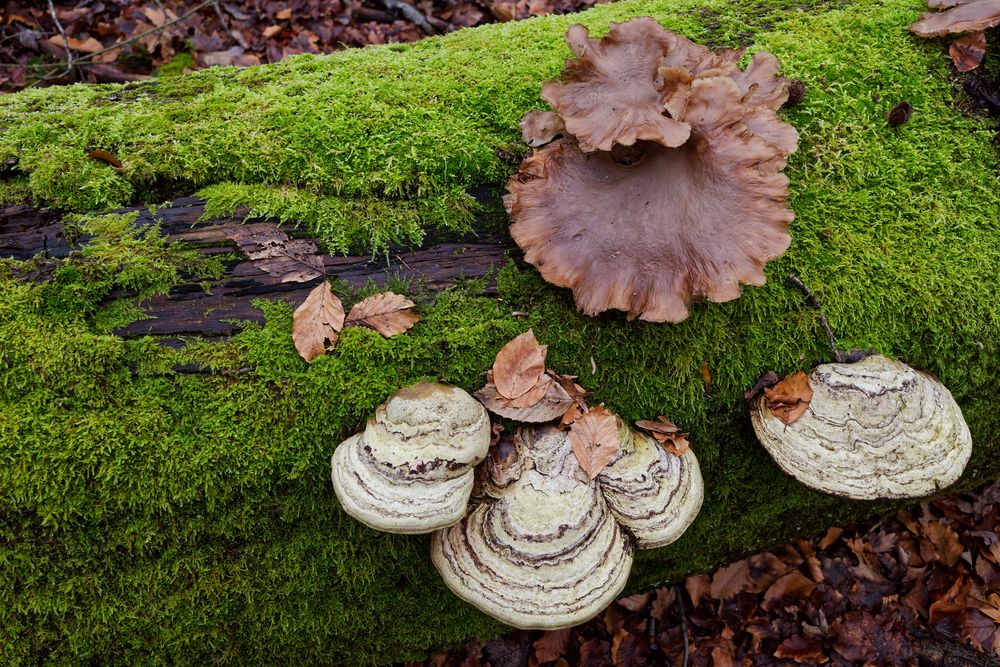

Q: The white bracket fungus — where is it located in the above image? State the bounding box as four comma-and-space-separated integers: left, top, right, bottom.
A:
331, 382, 491, 533
750, 355, 973, 500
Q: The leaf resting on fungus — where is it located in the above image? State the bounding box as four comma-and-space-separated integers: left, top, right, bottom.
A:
292, 281, 345, 362
344, 292, 419, 337
475, 374, 574, 422
763, 370, 813, 424
634, 416, 690, 455
491, 329, 548, 400
568, 405, 620, 480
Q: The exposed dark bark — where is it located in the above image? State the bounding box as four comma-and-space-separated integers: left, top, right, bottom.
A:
0, 196, 510, 338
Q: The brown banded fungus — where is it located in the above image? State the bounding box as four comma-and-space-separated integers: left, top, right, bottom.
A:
331, 382, 491, 533
750, 355, 973, 500
507, 19, 798, 322
431, 419, 704, 628
910, 0, 1000, 71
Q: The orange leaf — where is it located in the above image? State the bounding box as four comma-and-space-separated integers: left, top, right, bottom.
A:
344, 292, 419, 337
507, 374, 553, 408
950, 31, 986, 73
763, 370, 813, 425
491, 330, 547, 401
85, 149, 124, 174
710, 559, 750, 600
635, 416, 689, 455
48, 35, 103, 53
292, 282, 345, 362
568, 405, 619, 480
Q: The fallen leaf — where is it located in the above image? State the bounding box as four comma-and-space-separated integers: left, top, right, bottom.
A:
979, 593, 1000, 622
143, 6, 167, 26
774, 635, 828, 664
475, 376, 573, 423
263, 24, 283, 39
950, 31, 986, 72
617, 592, 651, 612
710, 559, 751, 600
491, 330, 547, 401
276, 8, 293, 19
509, 374, 553, 409
532, 628, 571, 664
923, 520, 963, 567
819, 526, 844, 550
744, 370, 779, 400
634, 416, 690, 456
292, 282, 345, 362
700, 360, 712, 393
226, 224, 324, 283
762, 571, 816, 611
686, 574, 711, 607
85, 149, 125, 174
47, 35, 103, 53
763, 370, 813, 425
559, 401, 584, 429
568, 405, 620, 480
344, 292, 419, 337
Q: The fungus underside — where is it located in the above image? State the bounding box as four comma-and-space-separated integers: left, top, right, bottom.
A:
3, 0, 1000, 664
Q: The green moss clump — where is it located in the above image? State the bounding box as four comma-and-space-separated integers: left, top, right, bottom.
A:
3, 0, 1000, 664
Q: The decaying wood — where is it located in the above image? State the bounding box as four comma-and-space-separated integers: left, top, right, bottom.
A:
0, 196, 509, 338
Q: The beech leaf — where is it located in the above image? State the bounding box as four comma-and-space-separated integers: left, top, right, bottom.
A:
292, 282, 345, 362
85, 149, 125, 174
345, 292, 419, 337
763, 370, 813, 425
710, 559, 751, 600
491, 330, 547, 400
568, 405, 620, 480
634, 416, 690, 456
475, 377, 573, 423
950, 31, 986, 72
226, 224, 325, 283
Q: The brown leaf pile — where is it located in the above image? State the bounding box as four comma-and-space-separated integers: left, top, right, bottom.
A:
292, 283, 419, 361
421, 479, 1000, 667
763, 370, 813, 425
0, 0, 606, 91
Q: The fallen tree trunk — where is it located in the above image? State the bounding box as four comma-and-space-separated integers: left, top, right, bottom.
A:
2, 0, 1000, 664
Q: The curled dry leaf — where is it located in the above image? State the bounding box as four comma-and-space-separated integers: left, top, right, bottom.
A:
85, 149, 125, 174
474, 375, 574, 423
568, 405, 620, 480
950, 30, 987, 71
292, 281, 345, 362
345, 292, 419, 337
634, 416, 690, 456
763, 370, 813, 425
492, 329, 547, 400
226, 224, 325, 283
744, 370, 780, 400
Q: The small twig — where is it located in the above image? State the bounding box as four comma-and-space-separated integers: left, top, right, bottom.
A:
676, 585, 690, 667
46, 0, 73, 77
788, 274, 846, 363
377, 0, 437, 34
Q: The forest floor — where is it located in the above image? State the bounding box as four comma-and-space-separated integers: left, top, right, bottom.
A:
0, 0, 605, 91
418, 480, 1000, 667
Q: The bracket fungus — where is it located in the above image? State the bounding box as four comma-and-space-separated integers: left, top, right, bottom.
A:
431, 418, 704, 629
910, 0, 1000, 71
507, 19, 798, 322
330, 382, 491, 533
750, 355, 973, 500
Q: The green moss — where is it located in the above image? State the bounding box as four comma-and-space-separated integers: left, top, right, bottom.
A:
3, 0, 1000, 664
156, 51, 196, 78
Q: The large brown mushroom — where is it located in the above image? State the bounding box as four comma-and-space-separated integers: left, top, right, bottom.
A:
507, 20, 798, 322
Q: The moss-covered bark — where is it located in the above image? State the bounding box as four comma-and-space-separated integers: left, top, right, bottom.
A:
2, 0, 1000, 664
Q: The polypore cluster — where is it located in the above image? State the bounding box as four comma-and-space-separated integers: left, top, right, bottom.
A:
506, 18, 799, 323
750, 355, 973, 500
331, 382, 703, 629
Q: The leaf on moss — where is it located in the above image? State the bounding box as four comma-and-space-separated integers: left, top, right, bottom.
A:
292, 281, 345, 362
226, 223, 325, 283
85, 149, 125, 174
345, 291, 419, 337
763, 370, 813, 425
950, 31, 986, 72
568, 405, 619, 480
492, 329, 547, 400
635, 416, 690, 455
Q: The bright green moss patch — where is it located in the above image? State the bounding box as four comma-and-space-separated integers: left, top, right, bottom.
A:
3, 0, 1000, 664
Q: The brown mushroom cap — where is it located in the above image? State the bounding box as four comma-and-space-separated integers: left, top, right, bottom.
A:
520, 110, 566, 148
508, 75, 796, 322
540, 19, 691, 152
910, 0, 1000, 37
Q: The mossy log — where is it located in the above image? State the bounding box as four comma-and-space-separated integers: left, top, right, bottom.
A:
2, 0, 1000, 663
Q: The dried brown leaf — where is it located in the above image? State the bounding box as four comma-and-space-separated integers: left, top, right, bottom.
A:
763, 370, 813, 425
635, 416, 690, 455
617, 592, 651, 612
508, 374, 553, 409
774, 635, 828, 664
559, 401, 584, 429
745, 370, 780, 400
344, 292, 419, 338
292, 282, 345, 362
533, 628, 571, 664
710, 559, 751, 600
686, 574, 711, 608
226, 224, 325, 283
492, 330, 547, 400
568, 405, 620, 480
762, 572, 817, 611
923, 520, 964, 567
950, 30, 986, 71
475, 378, 573, 423
819, 526, 845, 550
85, 149, 125, 174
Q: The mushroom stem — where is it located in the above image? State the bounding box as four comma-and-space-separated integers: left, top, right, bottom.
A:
788, 273, 846, 363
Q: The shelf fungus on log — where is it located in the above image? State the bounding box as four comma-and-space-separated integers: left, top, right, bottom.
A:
431, 419, 703, 628
331, 382, 491, 533
506, 18, 798, 322
598, 422, 704, 548
431, 426, 634, 629
749, 355, 973, 500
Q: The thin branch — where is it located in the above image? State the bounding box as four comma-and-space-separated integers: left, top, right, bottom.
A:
676, 585, 690, 667
377, 0, 437, 34
788, 274, 846, 363
46, 0, 73, 77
